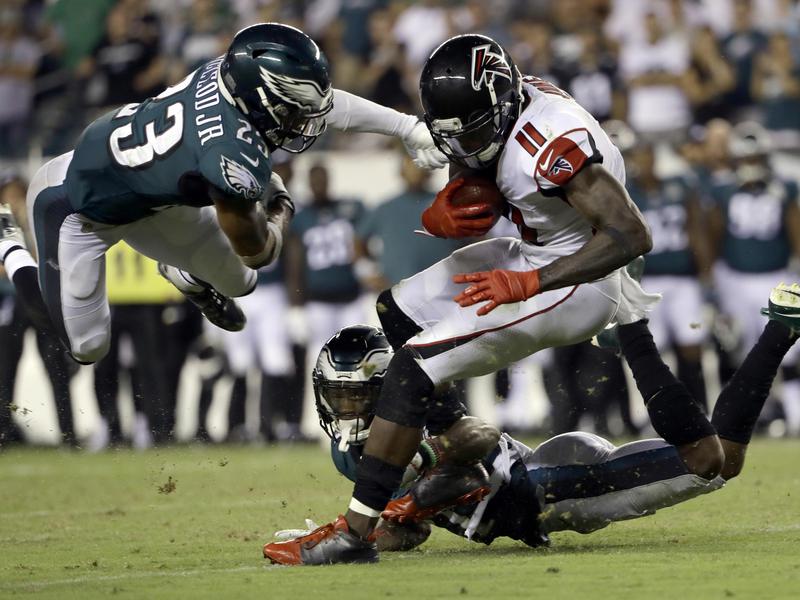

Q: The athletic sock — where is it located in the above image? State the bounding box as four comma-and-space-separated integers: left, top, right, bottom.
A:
161, 264, 204, 294
618, 320, 716, 446
2, 247, 57, 336
677, 355, 708, 412
351, 454, 406, 517
712, 320, 798, 443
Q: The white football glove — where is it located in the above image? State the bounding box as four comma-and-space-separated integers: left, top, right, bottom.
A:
403, 121, 448, 170
274, 518, 320, 540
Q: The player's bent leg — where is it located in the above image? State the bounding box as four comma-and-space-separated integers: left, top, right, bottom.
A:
26, 161, 115, 364
531, 435, 724, 535
376, 288, 421, 350
712, 283, 800, 479
124, 206, 255, 331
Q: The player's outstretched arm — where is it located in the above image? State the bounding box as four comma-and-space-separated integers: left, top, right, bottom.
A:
327, 89, 447, 170
210, 173, 294, 269
537, 163, 652, 293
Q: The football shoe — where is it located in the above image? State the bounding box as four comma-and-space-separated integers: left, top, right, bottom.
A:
381, 462, 491, 524
263, 515, 378, 566
157, 263, 246, 332
760, 282, 800, 334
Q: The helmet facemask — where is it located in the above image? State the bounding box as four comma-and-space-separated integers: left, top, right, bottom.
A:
314, 378, 381, 451
427, 93, 518, 170
312, 325, 392, 452
239, 85, 333, 153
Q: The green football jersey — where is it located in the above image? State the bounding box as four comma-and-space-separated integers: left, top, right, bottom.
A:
628, 176, 696, 276
66, 57, 271, 225
291, 200, 365, 303
711, 178, 797, 273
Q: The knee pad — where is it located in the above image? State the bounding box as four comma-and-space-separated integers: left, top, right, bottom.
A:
376, 289, 421, 351
375, 346, 435, 428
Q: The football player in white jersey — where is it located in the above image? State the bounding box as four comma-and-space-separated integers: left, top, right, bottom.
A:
267, 282, 800, 559
264, 34, 734, 566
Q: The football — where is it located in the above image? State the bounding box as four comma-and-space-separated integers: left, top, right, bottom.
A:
449, 177, 507, 218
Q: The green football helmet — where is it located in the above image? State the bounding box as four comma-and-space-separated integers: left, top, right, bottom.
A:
219, 23, 333, 153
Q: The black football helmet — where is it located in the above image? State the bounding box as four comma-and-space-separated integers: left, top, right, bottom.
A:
420, 34, 522, 170
313, 325, 392, 451
219, 23, 333, 153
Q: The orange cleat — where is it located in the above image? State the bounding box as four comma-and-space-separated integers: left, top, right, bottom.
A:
381, 462, 491, 523
263, 515, 378, 566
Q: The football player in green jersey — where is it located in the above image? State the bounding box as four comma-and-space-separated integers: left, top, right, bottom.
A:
0, 23, 445, 365
709, 122, 800, 435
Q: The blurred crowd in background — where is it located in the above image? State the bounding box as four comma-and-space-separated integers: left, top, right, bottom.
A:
1, 0, 800, 450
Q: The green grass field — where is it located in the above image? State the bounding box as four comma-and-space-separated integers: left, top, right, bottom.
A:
1, 439, 798, 599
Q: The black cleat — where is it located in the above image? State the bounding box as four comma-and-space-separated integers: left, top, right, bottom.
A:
158, 263, 246, 332
184, 286, 246, 332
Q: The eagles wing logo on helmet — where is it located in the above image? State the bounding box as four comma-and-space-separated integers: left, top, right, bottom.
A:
259, 66, 333, 111
220, 155, 262, 199
471, 44, 512, 92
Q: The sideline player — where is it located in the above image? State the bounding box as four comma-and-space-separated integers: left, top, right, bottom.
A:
266, 283, 799, 558
263, 33, 670, 564
0, 23, 445, 365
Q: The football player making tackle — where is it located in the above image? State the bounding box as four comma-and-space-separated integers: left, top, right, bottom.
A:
266, 283, 800, 559
0, 23, 446, 366
261, 32, 708, 565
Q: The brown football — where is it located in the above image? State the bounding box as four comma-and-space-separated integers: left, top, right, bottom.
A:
450, 178, 506, 216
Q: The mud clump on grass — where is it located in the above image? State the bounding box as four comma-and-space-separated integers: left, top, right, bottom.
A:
158, 476, 177, 494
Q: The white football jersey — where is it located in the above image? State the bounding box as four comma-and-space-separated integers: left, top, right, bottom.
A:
496, 77, 626, 259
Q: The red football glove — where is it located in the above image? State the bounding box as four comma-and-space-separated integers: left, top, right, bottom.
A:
453, 269, 541, 316
421, 178, 498, 239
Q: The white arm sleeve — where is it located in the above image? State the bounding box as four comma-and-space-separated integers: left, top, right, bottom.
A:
328, 89, 418, 138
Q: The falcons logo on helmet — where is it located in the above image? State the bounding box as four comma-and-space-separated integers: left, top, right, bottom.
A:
471, 44, 512, 92
259, 66, 333, 112
220, 155, 262, 200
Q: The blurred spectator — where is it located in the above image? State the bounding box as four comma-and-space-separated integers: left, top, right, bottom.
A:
619, 10, 692, 141
44, 0, 116, 71
173, 0, 233, 74
0, 177, 75, 447
563, 28, 624, 122
708, 122, 800, 435
392, 0, 450, 68
0, 5, 41, 157
509, 21, 560, 83
287, 163, 367, 440
355, 154, 463, 291
719, 0, 768, 115
357, 8, 413, 112
90, 242, 181, 450
751, 31, 800, 146
627, 138, 713, 410
79, 0, 166, 109
684, 26, 736, 123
